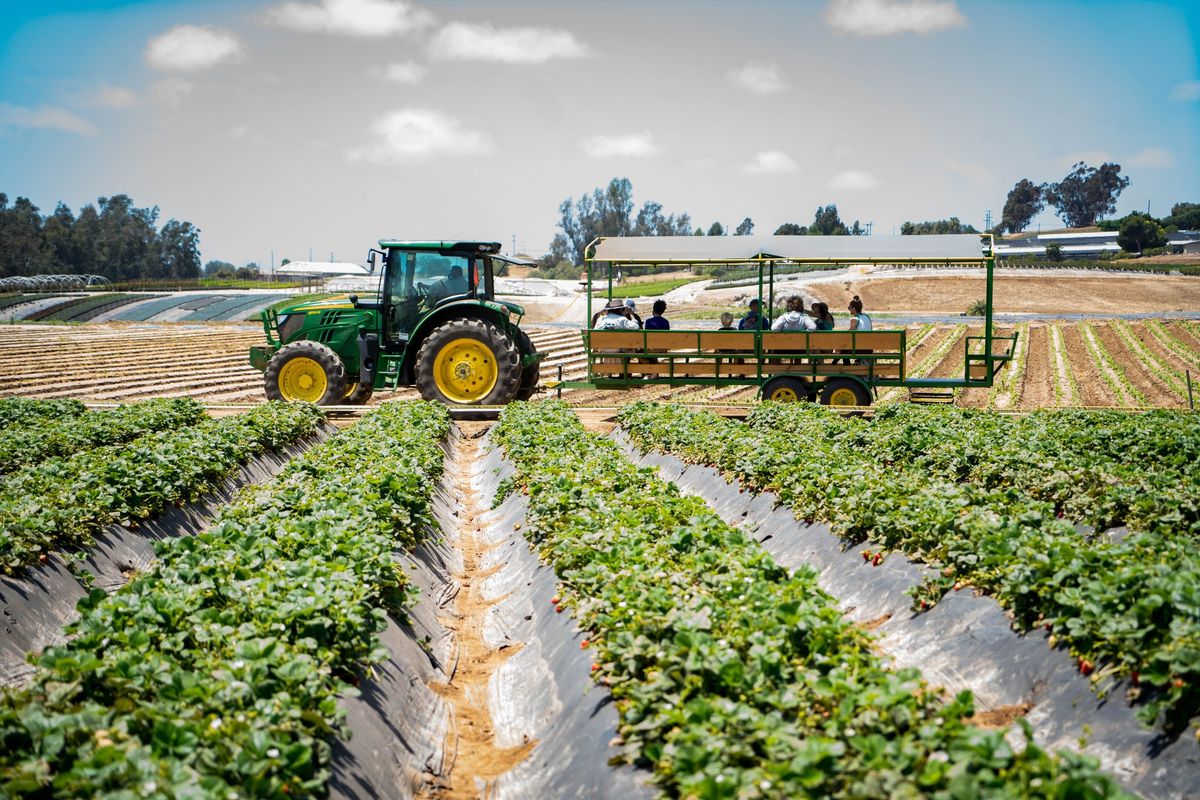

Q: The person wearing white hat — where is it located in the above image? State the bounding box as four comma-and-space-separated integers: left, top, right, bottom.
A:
594, 299, 639, 330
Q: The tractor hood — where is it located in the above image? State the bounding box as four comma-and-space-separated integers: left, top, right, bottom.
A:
278, 295, 355, 315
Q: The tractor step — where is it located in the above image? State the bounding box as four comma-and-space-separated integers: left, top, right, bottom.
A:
908, 389, 956, 404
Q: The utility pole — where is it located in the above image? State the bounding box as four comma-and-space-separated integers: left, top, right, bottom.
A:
865, 221, 873, 236
512, 234, 516, 255
984, 210, 993, 232
309, 247, 313, 263
329, 251, 334, 262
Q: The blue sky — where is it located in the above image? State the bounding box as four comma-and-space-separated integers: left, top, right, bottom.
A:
1, 0, 1197, 266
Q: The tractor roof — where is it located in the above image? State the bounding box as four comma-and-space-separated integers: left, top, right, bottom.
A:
378, 240, 502, 253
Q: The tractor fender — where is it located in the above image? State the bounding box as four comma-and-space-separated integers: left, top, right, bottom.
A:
399, 301, 514, 385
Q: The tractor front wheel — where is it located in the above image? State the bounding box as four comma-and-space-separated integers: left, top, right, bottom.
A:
264, 340, 347, 405
415, 318, 521, 405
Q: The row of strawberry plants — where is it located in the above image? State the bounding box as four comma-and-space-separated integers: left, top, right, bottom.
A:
619, 402, 1200, 735
0, 401, 450, 797
0, 397, 86, 429
1110, 320, 1189, 402
0, 401, 325, 574
751, 402, 1200, 537
0, 398, 206, 474
494, 401, 1125, 798
1080, 323, 1147, 407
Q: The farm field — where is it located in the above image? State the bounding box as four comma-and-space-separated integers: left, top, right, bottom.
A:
2, 319, 1196, 410
3, 396, 1197, 797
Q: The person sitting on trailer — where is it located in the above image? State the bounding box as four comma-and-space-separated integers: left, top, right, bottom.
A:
644, 299, 669, 330
842, 295, 873, 364
771, 295, 818, 331
624, 298, 644, 328
594, 299, 639, 330
810, 302, 835, 330
738, 299, 770, 330
847, 295, 872, 331
718, 312, 735, 330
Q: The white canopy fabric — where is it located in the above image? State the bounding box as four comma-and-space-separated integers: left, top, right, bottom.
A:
589, 234, 989, 264
277, 261, 371, 276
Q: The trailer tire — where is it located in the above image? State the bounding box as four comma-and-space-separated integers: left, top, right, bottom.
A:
415, 318, 521, 405
514, 327, 540, 401
264, 340, 347, 405
761, 376, 814, 403
820, 377, 871, 407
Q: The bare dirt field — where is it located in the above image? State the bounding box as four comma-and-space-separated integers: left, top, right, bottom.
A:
806, 274, 1200, 315
1, 318, 1196, 411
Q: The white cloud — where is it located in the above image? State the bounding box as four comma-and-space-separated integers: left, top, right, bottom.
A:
943, 159, 990, 184
151, 78, 194, 107
0, 103, 96, 136
743, 151, 798, 175
429, 22, 589, 63
824, 0, 966, 36
145, 25, 244, 71
264, 0, 434, 37
580, 132, 658, 159
829, 169, 880, 189
77, 84, 138, 109
1169, 80, 1200, 102
728, 62, 786, 95
1128, 147, 1173, 168
348, 107, 491, 162
368, 61, 427, 83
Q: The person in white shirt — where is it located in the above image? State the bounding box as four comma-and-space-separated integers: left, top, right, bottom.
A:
594, 301, 640, 330
771, 296, 818, 331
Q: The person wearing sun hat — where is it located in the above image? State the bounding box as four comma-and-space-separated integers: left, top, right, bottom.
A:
623, 298, 644, 328
594, 298, 639, 330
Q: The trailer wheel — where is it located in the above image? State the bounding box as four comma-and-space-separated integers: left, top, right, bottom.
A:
264, 340, 347, 405
761, 376, 814, 403
415, 318, 521, 405
343, 382, 374, 405
821, 378, 871, 407
514, 327, 540, 401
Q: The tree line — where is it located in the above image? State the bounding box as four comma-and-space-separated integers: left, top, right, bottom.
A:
545, 178, 882, 270
0, 193, 201, 281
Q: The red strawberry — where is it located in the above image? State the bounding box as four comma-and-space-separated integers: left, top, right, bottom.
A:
919, 599, 928, 610
1131, 671, 1140, 686
555, 605, 564, 613
580, 639, 590, 649
551, 596, 560, 605
1173, 678, 1185, 689
1079, 659, 1094, 676
38, 554, 48, 565
591, 663, 600, 672
872, 554, 882, 567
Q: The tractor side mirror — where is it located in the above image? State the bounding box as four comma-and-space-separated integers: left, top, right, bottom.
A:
367, 251, 376, 273
349, 293, 359, 307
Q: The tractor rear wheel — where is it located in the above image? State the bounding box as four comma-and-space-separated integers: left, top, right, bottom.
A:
415, 318, 521, 405
514, 327, 540, 401
264, 340, 347, 405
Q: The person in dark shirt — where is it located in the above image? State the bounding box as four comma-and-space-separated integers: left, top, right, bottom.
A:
738, 298, 770, 330
644, 299, 669, 330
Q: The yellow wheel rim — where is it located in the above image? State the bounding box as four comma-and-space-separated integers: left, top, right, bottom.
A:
433, 338, 498, 403
828, 386, 860, 406
769, 386, 799, 402
278, 356, 328, 402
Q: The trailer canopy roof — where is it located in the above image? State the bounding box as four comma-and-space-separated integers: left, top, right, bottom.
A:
589, 234, 990, 265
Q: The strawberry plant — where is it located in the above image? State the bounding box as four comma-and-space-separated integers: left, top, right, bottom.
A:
0, 397, 86, 429
494, 401, 1127, 798
620, 401, 1200, 735
0, 401, 324, 573
0, 401, 449, 797
0, 397, 205, 474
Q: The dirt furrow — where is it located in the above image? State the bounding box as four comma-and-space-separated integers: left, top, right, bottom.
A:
1048, 325, 1078, 406
1092, 323, 1176, 407
428, 427, 535, 798
1060, 325, 1116, 407
1016, 325, 1055, 409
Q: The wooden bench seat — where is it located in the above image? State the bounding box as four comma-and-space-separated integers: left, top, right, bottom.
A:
587, 329, 904, 354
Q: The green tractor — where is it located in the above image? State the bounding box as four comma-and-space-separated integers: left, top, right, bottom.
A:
249, 240, 542, 406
